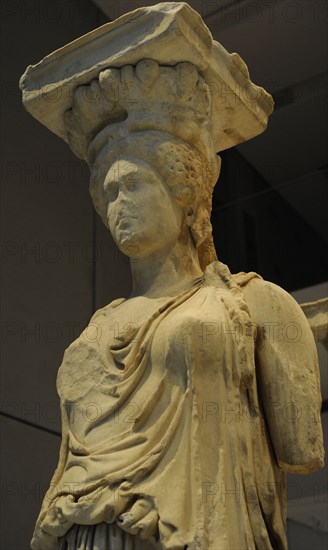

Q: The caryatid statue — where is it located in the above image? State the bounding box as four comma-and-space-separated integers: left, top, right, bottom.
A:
20, 3, 324, 550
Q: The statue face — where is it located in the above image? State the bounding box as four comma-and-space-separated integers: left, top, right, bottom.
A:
103, 159, 184, 259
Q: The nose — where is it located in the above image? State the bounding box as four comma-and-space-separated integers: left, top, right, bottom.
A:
107, 190, 131, 219
103, 182, 124, 205
115, 189, 130, 208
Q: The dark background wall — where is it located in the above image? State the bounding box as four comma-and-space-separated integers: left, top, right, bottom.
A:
1, 1, 327, 548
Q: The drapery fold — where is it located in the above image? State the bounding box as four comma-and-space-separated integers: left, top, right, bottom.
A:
31, 261, 323, 550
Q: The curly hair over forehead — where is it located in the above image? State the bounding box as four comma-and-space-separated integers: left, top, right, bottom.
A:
89, 130, 221, 267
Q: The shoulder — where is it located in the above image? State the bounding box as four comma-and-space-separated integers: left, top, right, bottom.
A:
238, 275, 309, 332
87, 297, 126, 323
205, 262, 311, 337
237, 271, 294, 307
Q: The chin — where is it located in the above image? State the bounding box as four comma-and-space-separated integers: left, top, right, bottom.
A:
117, 237, 141, 259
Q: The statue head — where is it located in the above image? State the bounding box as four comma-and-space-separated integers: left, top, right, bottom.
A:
63, 60, 222, 269
89, 130, 221, 269
19, 2, 273, 269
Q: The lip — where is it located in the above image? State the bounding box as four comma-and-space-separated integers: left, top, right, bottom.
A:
115, 214, 137, 227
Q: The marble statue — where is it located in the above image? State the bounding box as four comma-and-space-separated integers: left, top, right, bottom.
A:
19, 3, 324, 549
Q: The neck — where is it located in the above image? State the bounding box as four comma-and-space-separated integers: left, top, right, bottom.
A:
129, 235, 204, 299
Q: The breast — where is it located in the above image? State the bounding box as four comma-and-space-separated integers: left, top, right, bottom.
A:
150, 286, 233, 384
57, 340, 107, 402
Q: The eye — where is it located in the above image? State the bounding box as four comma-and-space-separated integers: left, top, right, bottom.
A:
104, 179, 118, 202
124, 176, 139, 192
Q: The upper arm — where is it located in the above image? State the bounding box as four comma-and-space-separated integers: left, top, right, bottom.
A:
243, 278, 324, 473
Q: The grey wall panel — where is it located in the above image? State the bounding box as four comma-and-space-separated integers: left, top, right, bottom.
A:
94, 214, 132, 311
287, 519, 328, 550
0, 417, 61, 550
1, 0, 106, 432
1, 151, 94, 433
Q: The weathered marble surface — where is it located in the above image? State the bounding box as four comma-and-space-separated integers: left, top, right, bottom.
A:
19, 3, 324, 550
19, 1, 273, 158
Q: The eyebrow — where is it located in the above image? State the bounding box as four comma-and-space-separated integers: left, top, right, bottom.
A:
105, 169, 140, 185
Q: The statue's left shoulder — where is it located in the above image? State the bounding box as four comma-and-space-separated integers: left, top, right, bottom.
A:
236, 273, 308, 329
